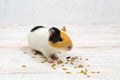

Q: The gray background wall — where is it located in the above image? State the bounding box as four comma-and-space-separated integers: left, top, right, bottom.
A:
0, 0, 120, 26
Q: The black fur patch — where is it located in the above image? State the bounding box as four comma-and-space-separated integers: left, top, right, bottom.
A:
31, 26, 45, 32
49, 27, 63, 43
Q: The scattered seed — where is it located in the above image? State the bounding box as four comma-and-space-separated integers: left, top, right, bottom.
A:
81, 70, 84, 73
57, 60, 63, 64
53, 67, 56, 69
38, 55, 99, 77
22, 65, 26, 67
91, 71, 96, 74
70, 62, 74, 65
65, 62, 69, 64
24, 52, 27, 54
85, 68, 88, 72
70, 56, 79, 65
51, 63, 56, 68
62, 68, 67, 70
41, 59, 47, 63
74, 56, 78, 59
77, 72, 81, 74
62, 65, 64, 67
65, 72, 72, 74
85, 58, 88, 61
32, 56, 36, 58
87, 75, 90, 78
58, 52, 61, 54
74, 66, 77, 68
78, 65, 84, 68
40, 55, 46, 58
67, 59, 70, 61
87, 65, 90, 67
83, 72, 87, 75
80, 70, 87, 75
91, 71, 100, 74
66, 56, 71, 59
71, 57, 75, 62
41, 61, 44, 63
97, 71, 100, 73
80, 58, 82, 60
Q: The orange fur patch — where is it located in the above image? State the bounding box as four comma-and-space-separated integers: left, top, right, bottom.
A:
49, 31, 72, 49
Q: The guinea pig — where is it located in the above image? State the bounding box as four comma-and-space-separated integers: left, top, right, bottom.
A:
28, 26, 73, 63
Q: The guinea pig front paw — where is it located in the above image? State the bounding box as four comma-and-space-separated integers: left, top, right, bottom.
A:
52, 56, 59, 60
51, 54, 59, 60
48, 58, 54, 63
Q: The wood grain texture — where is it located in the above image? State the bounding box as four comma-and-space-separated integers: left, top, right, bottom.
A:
0, 25, 120, 80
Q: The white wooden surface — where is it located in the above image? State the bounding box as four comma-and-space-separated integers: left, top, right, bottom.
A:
0, 25, 120, 80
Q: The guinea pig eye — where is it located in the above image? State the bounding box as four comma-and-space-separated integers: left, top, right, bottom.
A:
59, 38, 63, 41
57, 37, 62, 42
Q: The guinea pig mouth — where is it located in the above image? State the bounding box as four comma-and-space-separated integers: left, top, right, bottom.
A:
66, 46, 72, 51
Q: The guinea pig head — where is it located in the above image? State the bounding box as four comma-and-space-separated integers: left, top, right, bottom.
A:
49, 27, 73, 51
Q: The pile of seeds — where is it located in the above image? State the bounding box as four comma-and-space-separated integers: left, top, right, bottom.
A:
23, 51, 100, 78
39, 55, 100, 78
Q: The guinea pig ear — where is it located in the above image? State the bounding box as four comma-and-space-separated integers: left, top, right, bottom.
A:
61, 26, 66, 32
49, 28, 55, 36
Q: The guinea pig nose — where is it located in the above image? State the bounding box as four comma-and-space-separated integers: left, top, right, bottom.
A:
67, 46, 72, 51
